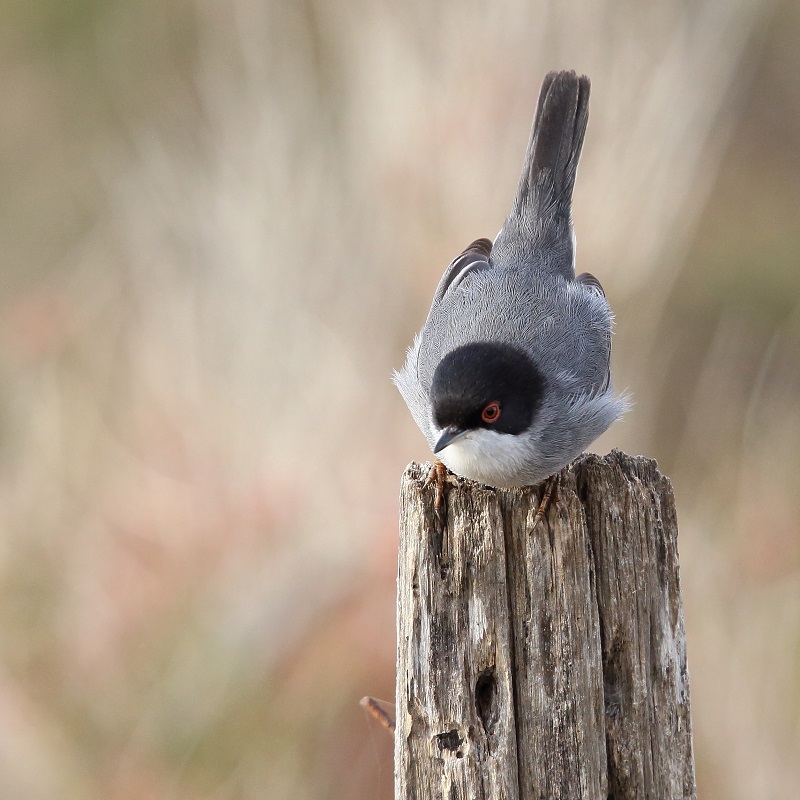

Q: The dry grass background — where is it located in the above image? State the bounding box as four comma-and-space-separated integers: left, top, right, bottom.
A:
1, 0, 799, 798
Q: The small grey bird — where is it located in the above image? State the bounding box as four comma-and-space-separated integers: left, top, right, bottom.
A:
394, 70, 628, 489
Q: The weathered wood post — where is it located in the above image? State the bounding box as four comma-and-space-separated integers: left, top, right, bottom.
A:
395, 450, 695, 800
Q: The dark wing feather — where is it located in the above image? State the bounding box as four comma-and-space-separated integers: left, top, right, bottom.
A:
430, 238, 493, 306
576, 272, 605, 297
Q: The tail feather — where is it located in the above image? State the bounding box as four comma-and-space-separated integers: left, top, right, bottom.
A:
493, 70, 590, 277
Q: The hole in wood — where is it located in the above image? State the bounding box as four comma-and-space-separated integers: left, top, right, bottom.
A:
434, 729, 463, 753
475, 667, 497, 735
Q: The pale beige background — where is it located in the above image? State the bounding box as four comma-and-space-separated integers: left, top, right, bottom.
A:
1, 1, 798, 798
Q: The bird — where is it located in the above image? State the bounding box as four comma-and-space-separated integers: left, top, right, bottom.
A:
394, 70, 628, 494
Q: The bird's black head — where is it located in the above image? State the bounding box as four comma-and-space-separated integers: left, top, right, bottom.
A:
430, 342, 545, 447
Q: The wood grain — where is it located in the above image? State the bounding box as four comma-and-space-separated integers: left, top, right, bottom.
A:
395, 451, 695, 800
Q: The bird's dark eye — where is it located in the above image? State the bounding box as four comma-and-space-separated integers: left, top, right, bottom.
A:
481, 401, 501, 424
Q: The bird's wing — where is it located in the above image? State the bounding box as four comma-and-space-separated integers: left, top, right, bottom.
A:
409, 238, 493, 397
430, 238, 493, 308
576, 272, 605, 297
575, 273, 612, 392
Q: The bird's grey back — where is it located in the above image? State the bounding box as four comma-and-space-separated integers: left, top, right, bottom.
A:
414, 265, 612, 398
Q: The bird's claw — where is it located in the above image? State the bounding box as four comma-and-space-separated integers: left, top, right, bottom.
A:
532, 473, 560, 531
425, 459, 457, 526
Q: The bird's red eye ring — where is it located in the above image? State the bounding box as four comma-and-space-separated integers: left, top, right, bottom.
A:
481, 401, 501, 424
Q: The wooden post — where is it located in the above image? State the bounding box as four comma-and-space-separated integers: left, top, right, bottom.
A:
395, 450, 695, 800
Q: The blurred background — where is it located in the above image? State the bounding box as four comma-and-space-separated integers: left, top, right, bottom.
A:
1, 0, 798, 797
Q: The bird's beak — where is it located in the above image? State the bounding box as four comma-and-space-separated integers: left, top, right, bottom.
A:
434, 427, 468, 454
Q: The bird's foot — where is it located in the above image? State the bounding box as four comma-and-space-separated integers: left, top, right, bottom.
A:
425, 459, 457, 527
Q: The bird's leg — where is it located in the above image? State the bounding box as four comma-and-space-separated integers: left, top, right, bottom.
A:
533, 473, 560, 531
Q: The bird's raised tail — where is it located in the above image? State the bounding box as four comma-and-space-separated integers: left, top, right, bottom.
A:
493, 70, 590, 277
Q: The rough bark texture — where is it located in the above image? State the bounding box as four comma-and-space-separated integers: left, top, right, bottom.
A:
395, 450, 695, 800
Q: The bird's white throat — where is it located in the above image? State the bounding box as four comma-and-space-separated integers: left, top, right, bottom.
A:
436, 427, 534, 489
